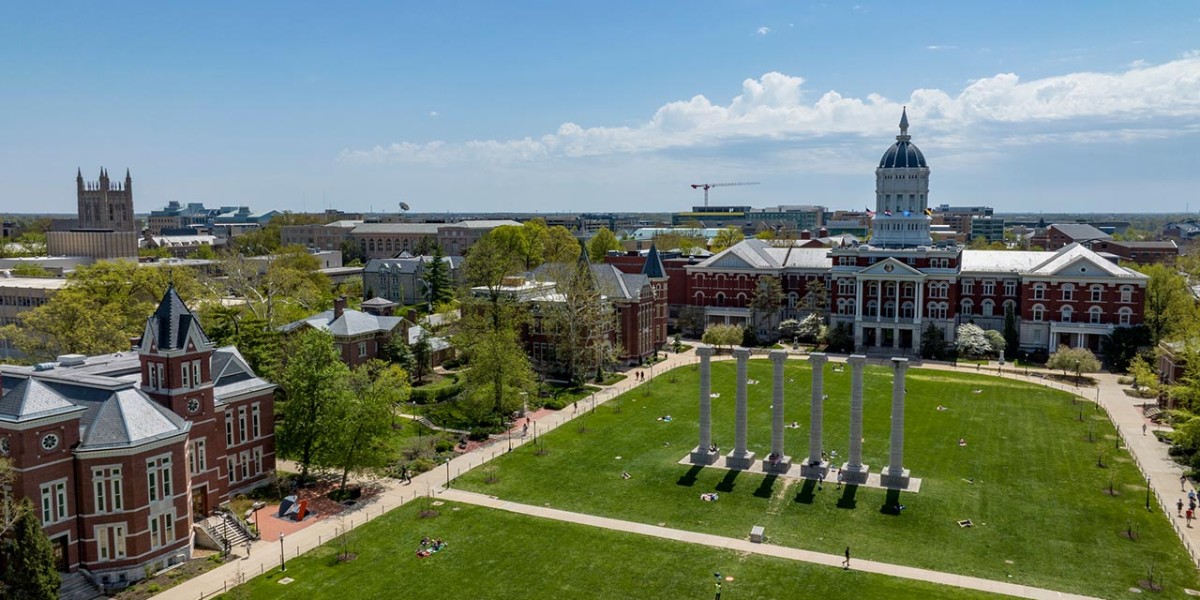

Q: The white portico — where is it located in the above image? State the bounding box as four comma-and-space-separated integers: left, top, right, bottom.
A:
852, 256, 926, 351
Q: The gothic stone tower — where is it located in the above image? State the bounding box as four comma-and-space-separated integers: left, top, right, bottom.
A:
77, 167, 136, 231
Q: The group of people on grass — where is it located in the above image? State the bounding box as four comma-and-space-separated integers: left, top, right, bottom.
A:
416, 536, 447, 558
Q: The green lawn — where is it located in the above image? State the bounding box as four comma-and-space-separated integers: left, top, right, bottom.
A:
229, 501, 1003, 599
455, 360, 1200, 598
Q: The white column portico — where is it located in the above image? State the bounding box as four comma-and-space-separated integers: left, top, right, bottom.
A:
726, 348, 756, 470
689, 345, 719, 465
764, 350, 791, 473
801, 353, 829, 479
881, 357, 912, 488
841, 354, 870, 484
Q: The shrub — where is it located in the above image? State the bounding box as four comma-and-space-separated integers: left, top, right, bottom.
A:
468, 427, 491, 441
543, 396, 571, 410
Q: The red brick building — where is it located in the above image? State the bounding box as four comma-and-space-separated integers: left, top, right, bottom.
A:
0, 286, 276, 590
280, 297, 408, 368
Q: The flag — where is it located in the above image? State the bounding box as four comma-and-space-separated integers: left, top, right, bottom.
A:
884, 210, 892, 216
903, 210, 911, 217
865, 207, 875, 217
924, 208, 933, 216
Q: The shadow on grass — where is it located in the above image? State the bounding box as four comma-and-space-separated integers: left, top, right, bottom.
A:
676, 465, 703, 488
881, 488, 902, 515
714, 469, 740, 493
836, 484, 858, 510
794, 478, 817, 505
753, 474, 777, 499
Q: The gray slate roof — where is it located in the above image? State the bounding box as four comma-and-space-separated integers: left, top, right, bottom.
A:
1051, 223, 1111, 242
282, 308, 406, 338
0, 378, 82, 421
81, 388, 189, 449
641, 244, 666, 278
146, 285, 210, 351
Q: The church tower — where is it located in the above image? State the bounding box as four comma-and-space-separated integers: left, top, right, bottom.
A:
869, 109, 932, 248
76, 167, 136, 231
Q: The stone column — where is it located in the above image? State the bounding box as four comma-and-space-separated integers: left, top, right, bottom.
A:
801, 353, 829, 479
881, 357, 911, 488
726, 347, 756, 470
689, 346, 719, 465
841, 354, 870, 484
764, 350, 791, 473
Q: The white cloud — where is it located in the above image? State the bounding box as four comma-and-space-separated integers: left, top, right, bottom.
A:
925, 45, 956, 51
429, 111, 440, 118
755, 26, 771, 36
339, 55, 1200, 168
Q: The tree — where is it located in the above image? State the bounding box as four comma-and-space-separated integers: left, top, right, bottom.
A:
1100, 325, 1152, 372
424, 245, 454, 309
1127, 355, 1157, 392
748, 276, 784, 337
543, 226, 581, 266
653, 230, 706, 254
984, 329, 1006, 356
1003, 303, 1020, 356
777, 319, 801, 341
701, 323, 743, 351
677, 306, 706, 338
955, 324, 991, 358
383, 333, 415, 375
796, 313, 824, 342
755, 230, 776, 240
1139, 263, 1196, 345
212, 246, 332, 329
199, 305, 281, 378
1046, 345, 1101, 382
9, 263, 49, 278
412, 330, 434, 384
333, 361, 410, 492
458, 323, 536, 425
711, 226, 744, 252
799, 279, 829, 318
0, 260, 208, 361
586, 227, 622, 262
0, 459, 18, 539
2, 499, 60, 599
275, 329, 351, 483
823, 322, 854, 354
920, 322, 947, 360
543, 257, 616, 386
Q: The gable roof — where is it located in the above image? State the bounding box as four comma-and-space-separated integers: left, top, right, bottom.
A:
281, 308, 407, 338
1051, 223, 1111, 242
1029, 243, 1142, 278
856, 257, 926, 278
693, 240, 832, 271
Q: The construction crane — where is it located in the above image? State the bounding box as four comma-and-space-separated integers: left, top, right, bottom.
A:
690, 182, 760, 208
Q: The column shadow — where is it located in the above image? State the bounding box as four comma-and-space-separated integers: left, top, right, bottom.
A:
752, 474, 777, 499
880, 488, 903, 516
676, 465, 703, 488
714, 469, 740, 493
835, 484, 859, 510
794, 479, 817, 505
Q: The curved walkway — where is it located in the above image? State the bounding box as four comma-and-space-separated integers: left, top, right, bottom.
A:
152, 349, 1194, 599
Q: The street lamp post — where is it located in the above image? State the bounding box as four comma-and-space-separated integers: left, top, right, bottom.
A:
445, 458, 451, 488
279, 532, 286, 572
1146, 476, 1152, 511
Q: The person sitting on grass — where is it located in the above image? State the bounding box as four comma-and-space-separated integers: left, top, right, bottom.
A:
621, 471, 632, 480
958, 438, 967, 447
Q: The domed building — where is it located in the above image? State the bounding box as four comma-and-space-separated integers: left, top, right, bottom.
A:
871, 108, 933, 248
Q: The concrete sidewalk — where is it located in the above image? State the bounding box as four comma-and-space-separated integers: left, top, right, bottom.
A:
441, 488, 1102, 600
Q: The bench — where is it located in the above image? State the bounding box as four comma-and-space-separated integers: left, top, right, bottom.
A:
750, 525, 764, 543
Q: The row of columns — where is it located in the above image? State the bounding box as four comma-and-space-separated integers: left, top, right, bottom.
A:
690, 347, 910, 489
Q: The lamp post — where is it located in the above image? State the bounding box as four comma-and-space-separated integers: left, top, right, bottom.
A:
279, 532, 286, 572
1146, 476, 1152, 511
445, 458, 451, 488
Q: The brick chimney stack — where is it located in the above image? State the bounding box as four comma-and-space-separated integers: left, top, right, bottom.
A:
334, 296, 346, 320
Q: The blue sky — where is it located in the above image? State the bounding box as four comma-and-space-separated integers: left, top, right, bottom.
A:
1, 1, 1198, 216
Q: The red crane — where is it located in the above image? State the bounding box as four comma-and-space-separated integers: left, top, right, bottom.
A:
690, 182, 760, 208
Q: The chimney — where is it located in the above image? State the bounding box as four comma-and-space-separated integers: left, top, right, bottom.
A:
818, 227, 829, 238
334, 296, 346, 320
800, 229, 811, 240
407, 309, 419, 323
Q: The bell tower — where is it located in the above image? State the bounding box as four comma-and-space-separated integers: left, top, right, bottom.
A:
138, 285, 215, 419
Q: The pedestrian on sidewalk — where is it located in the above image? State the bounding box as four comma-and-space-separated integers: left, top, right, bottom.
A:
1179, 498, 1185, 517
843, 546, 851, 569
1143, 423, 1148, 436
1188, 508, 1194, 527
1190, 489, 1196, 505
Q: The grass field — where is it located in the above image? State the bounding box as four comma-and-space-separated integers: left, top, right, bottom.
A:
229, 501, 1005, 599
453, 359, 1200, 598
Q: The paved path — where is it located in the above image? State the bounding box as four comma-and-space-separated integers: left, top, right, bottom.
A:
152, 349, 1196, 599
441, 488, 1102, 600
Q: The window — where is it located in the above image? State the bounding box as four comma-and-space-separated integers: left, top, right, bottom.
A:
96, 524, 127, 561
148, 362, 159, 388
40, 480, 68, 525
358, 342, 367, 358
1033, 284, 1046, 300
883, 301, 896, 319
156, 363, 164, 390
1089, 307, 1102, 324
240, 451, 250, 480
1119, 307, 1133, 326
1060, 306, 1073, 323
1120, 286, 1133, 303
254, 447, 263, 475
982, 280, 995, 296
191, 360, 202, 387
147, 457, 171, 502
960, 299, 974, 316
1032, 304, 1045, 322
961, 279, 974, 295
149, 516, 161, 549
238, 406, 248, 444
189, 440, 207, 475
1061, 284, 1074, 301
93, 468, 122, 513
226, 413, 234, 447
229, 455, 239, 483
1004, 280, 1017, 296
982, 299, 995, 317
251, 404, 261, 439
837, 279, 853, 295
181, 362, 190, 389
901, 302, 915, 319
867, 300, 878, 318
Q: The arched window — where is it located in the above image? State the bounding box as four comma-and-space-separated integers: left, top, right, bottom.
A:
694, 291, 706, 304
838, 279, 854, 295
1120, 286, 1133, 303
1032, 283, 1046, 300
901, 301, 914, 319
960, 298, 974, 316
787, 293, 799, 309
884, 301, 896, 318
1061, 284, 1075, 301
715, 293, 726, 307
735, 293, 748, 306
1032, 304, 1045, 322
867, 300, 878, 318
903, 283, 914, 298
1089, 306, 1103, 324
1090, 285, 1104, 303
1118, 307, 1133, 326
1060, 306, 1073, 323
868, 282, 879, 297
981, 299, 995, 317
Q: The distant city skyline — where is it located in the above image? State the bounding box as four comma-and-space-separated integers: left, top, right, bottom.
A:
2, 2, 1198, 215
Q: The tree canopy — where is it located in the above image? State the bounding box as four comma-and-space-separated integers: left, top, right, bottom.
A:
1046, 345, 1101, 377
275, 328, 352, 482
586, 227, 622, 262
711, 226, 745, 253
